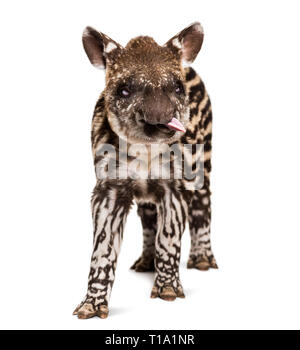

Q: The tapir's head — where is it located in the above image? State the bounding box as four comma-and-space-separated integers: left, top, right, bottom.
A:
82, 23, 204, 143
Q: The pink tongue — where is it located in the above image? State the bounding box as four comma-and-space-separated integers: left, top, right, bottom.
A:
166, 117, 186, 133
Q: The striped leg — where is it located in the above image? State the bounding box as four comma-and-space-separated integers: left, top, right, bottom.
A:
131, 203, 156, 272
73, 181, 133, 319
151, 189, 188, 301
187, 187, 218, 270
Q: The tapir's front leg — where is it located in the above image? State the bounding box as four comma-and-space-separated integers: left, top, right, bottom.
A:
73, 181, 133, 319
151, 186, 189, 301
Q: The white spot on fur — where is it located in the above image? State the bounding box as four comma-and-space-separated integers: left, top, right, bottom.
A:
82, 28, 90, 37
93, 63, 105, 70
193, 22, 204, 35
192, 209, 204, 216
172, 38, 182, 49
105, 42, 117, 53
202, 197, 209, 205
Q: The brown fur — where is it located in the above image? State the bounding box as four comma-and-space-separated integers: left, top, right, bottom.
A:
74, 23, 217, 320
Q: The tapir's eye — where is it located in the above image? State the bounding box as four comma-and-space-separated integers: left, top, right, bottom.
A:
121, 88, 130, 97
117, 85, 131, 98
175, 81, 185, 95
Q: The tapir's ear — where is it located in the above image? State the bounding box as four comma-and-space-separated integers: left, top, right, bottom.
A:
165, 22, 204, 64
82, 26, 123, 69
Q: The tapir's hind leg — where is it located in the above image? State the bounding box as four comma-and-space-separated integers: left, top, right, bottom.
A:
131, 202, 156, 272
187, 188, 218, 270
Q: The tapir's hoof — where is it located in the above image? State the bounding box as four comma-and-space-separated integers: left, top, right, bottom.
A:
73, 302, 109, 319
187, 256, 218, 271
151, 285, 185, 301
131, 256, 155, 272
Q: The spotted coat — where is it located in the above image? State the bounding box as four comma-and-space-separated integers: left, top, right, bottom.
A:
74, 23, 218, 319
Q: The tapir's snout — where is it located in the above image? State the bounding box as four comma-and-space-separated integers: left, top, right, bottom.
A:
141, 89, 186, 132
142, 89, 175, 125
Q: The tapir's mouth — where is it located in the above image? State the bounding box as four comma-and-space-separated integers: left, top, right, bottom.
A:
138, 117, 186, 136
155, 124, 172, 132
154, 124, 175, 136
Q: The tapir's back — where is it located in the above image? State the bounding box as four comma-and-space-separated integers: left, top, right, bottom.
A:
181, 67, 212, 179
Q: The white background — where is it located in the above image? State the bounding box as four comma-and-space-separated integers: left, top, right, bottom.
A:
0, 0, 299, 330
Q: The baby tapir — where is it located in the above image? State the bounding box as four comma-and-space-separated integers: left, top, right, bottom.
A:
73, 22, 217, 319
